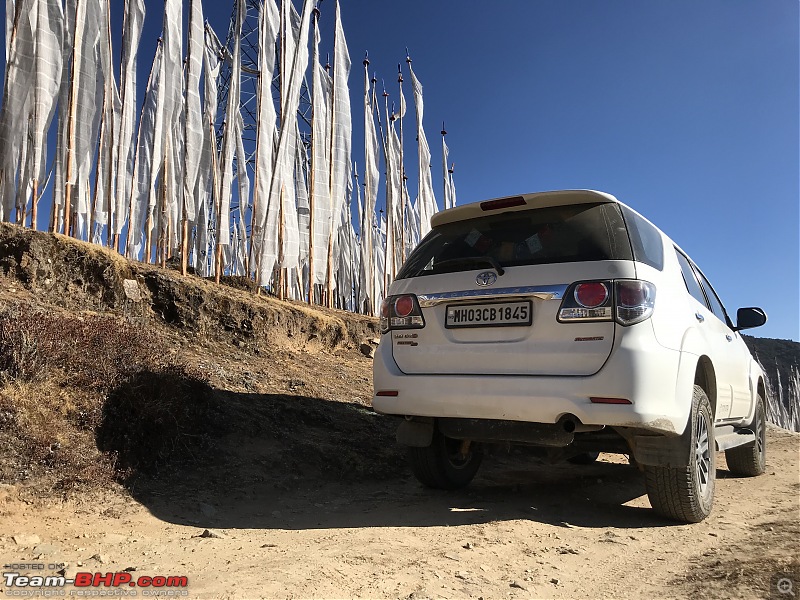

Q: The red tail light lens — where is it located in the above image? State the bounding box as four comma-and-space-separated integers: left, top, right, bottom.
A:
590, 397, 632, 404
480, 196, 526, 211
575, 282, 609, 308
394, 295, 414, 318
615, 280, 656, 325
618, 280, 650, 307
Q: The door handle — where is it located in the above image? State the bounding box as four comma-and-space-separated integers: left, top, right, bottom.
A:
695, 313, 705, 323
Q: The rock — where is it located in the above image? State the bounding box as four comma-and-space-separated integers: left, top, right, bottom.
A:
369, 338, 380, 345
444, 552, 460, 562
463, 542, 474, 550
123, 566, 137, 572
359, 343, 375, 358
260, 543, 277, 548
550, 578, 560, 585
32, 543, 60, 556
12, 534, 40, 546
195, 529, 223, 539
510, 581, 528, 591
123, 279, 142, 302
90, 554, 108, 564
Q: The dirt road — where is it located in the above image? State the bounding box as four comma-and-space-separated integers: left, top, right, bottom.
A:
1, 426, 797, 599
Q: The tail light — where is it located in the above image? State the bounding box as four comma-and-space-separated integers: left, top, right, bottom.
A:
558, 279, 656, 326
615, 280, 656, 325
380, 294, 425, 334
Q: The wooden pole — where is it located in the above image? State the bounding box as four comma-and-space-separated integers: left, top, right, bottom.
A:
144, 208, 153, 263
397, 63, 406, 266
64, 0, 84, 238
30, 180, 39, 230
278, 185, 285, 300
161, 142, 169, 269
211, 121, 222, 285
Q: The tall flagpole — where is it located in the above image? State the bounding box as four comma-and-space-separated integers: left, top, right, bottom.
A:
397, 63, 406, 265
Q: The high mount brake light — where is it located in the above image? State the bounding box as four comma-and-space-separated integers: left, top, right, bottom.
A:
480, 196, 526, 211
558, 279, 656, 325
380, 294, 425, 334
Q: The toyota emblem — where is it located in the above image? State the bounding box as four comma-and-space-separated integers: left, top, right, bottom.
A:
476, 271, 497, 287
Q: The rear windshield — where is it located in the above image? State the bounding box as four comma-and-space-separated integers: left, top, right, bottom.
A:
396, 202, 634, 279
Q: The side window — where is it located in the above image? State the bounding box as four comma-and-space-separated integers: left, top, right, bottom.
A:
675, 251, 708, 307
696, 268, 733, 328
621, 206, 664, 270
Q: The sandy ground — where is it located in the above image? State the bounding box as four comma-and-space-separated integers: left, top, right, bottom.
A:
1, 426, 797, 600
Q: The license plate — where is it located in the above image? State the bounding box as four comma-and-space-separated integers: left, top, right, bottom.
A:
445, 301, 532, 329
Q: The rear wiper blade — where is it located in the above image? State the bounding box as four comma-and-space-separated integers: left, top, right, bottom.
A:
434, 256, 505, 276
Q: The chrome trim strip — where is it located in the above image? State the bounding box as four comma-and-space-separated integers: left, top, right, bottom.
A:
417, 284, 569, 307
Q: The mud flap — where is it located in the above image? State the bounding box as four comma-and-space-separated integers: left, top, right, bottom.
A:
396, 418, 435, 448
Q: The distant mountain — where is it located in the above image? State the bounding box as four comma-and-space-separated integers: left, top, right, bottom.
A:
743, 336, 800, 431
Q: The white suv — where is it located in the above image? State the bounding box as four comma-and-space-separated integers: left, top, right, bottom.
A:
373, 190, 768, 523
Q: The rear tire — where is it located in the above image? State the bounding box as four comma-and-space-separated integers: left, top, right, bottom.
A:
725, 395, 767, 476
407, 429, 483, 490
644, 385, 716, 523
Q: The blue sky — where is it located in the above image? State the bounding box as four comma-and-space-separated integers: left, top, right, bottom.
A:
3, 1, 799, 341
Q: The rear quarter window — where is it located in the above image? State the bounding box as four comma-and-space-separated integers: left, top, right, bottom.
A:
396, 202, 634, 279
621, 205, 664, 271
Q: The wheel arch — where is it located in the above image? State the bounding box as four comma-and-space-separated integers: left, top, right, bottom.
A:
694, 356, 717, 418
756, 377, 767, 405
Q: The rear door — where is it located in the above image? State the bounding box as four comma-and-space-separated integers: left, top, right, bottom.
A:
675, 251, 737, 419
694, 267, 753, 419
389, 202, 636, 377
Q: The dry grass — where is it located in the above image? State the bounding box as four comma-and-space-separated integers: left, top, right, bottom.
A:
0, 305, 214, 491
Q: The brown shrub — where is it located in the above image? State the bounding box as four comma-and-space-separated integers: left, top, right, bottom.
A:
0, 305, 214, 489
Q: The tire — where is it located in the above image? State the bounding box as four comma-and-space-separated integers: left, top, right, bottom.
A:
725, 395, 767, 476
567, 451, 600, 465
407, 429, 483, 490
644, 385, 716, 523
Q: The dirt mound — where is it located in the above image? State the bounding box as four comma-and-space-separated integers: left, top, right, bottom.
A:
0, 222, 379, 351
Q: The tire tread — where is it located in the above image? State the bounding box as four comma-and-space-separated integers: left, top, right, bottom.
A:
644, 385, 715, 523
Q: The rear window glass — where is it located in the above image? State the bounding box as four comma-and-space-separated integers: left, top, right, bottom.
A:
396, 203, 634, 280
620, 205, 664, 270
675, 251, 708, 307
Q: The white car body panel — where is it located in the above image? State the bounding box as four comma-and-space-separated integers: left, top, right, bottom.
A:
373, 190, 766, 440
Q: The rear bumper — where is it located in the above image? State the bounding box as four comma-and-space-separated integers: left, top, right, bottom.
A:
373, 323, 690, 436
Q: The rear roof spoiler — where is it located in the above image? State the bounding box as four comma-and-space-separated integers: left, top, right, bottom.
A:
431, 189, 619, 228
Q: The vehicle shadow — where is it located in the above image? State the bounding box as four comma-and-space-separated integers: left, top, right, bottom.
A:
98, 377, 680, 531
130, 457, 671, 531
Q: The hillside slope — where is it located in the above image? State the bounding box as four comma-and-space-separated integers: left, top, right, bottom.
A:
0, 222, 399, 493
